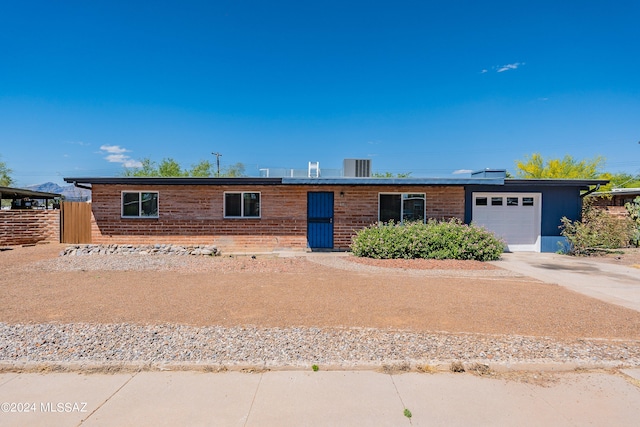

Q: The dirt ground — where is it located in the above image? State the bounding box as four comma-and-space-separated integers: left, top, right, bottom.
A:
584, 247, 640, 267
1, 243, 639, 340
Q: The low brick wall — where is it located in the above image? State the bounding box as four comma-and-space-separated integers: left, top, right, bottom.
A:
0, 209, 60, 246
591, 205, 631, 219
600, 206, 631, 219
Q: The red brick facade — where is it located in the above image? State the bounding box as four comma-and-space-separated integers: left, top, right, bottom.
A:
589, 194, 638, 219
0, 209, 60, 246
89, 184, 465, 252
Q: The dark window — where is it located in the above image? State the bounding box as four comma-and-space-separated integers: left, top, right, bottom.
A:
522, 197, 534, 206
122, 192, 158, 218
379, 193, 425, 223
403, 194, 425, 222
243, 193, 260, 217
507, 197, 519, 206
491, 197, 503, 206
225, 192, 260, 218
475, 197, 488, 206
379, 194, 401, 223
225, 193, 242, 217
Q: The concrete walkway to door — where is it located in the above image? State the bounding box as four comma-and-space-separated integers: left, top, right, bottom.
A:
492, 252, 640, 312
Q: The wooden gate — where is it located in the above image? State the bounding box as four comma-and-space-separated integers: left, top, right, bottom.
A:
61, 202, 92, 244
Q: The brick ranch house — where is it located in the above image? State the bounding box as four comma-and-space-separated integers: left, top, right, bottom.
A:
64, 171, 606, 253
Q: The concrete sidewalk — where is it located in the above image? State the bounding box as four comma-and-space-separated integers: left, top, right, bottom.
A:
1, 369, 639, 426
492, 252, 640, 312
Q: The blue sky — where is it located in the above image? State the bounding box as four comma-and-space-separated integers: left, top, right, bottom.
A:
1, 0, 639, 186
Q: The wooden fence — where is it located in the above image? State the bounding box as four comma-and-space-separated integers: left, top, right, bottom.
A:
61, 202, 92, 244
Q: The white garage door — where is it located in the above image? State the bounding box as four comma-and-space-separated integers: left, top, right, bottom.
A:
471, 192, 542, 252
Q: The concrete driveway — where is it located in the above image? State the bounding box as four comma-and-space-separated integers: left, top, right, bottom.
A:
493, 252, 640, 312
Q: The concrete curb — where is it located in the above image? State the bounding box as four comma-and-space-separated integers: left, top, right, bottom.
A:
1, 359, 638, 375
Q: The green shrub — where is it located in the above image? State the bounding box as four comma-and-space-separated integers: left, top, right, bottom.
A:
625, 196, 640, 247
350, 219, 504, 261
560, 199, 635, 255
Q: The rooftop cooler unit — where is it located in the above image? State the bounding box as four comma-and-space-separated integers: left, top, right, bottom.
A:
343, 159, 371, 178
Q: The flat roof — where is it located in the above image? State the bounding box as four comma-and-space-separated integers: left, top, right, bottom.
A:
504, 179, 609, 185
64, 176, 507, 186
64, 177, 284, 186
280, 177, 506, 185
592, 187, 640, 196
0, 186, 61, 200
63, 176, 608, 188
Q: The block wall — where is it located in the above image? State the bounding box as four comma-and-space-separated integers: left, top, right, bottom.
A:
0, 210, 60, 246
90, 184, 465, 252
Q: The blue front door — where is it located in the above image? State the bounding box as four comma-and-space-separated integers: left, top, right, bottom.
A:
307, 192, 334, 249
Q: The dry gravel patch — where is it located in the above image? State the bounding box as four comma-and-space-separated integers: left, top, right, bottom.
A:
580, 247, 640, 268
1, 243, 639, 368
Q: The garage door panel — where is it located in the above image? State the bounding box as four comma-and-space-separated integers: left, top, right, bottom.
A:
472, 193, 541, 252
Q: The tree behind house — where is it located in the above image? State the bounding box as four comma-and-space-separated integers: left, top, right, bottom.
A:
122, 158, 245, 177
599, 172, 640, 191
515, 153, 605, 179
0, 155, 14, 187
372, 171, 412, 178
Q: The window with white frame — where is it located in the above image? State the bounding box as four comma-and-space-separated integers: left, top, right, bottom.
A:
379, 193, 426, 223
122, 192, 159, 218
224, 192, 260, 218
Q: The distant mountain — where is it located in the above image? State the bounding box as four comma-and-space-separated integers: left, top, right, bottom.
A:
26, 182, 91, 202
27, 182, 65, 194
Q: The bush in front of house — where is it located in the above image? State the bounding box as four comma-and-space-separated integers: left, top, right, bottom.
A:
350, 219, 505, 261
625, 196, 640, 247
560, 199, 636, 255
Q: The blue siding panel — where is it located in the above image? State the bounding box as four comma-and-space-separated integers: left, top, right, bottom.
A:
465, 183, 587, 252
541, 236, 570, 253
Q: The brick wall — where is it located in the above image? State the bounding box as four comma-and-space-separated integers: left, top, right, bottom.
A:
332, 185, 464, 249
594, 206, 631, 219
90, 184, 465, 252
0, 209, 60, 246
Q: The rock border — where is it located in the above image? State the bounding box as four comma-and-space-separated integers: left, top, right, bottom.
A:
60, 244, 219, 257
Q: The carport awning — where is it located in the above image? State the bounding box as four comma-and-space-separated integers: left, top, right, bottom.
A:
0, 186, 61, 200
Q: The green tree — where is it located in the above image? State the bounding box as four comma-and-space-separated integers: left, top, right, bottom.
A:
122, 158, 158, 177
221, 162, 246, 177
189, 160, 214, 177
157, 158, 187, 177
122, 158, 186, 177
598, 172, 640, 191
122, 157, 245, 178
515, 153, 605, 179
0, 156, 14, 187
560, 198, 635, 254
626, 196, 640, 246
372, 171, 412, 178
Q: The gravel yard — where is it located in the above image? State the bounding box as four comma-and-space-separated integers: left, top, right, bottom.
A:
1, 243, 639, 370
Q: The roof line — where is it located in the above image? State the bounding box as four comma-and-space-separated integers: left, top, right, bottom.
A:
0, 186, 61, 199
64, 176, 507, 186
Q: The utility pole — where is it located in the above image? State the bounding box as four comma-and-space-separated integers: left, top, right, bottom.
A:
211, 152, 222, 177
